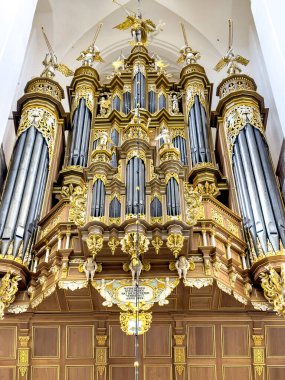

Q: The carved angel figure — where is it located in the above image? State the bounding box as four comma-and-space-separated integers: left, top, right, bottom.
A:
82, 257, 97, 281
155, 126, 172, 145
175, 256, 190, 280
97, 131, 109, 149
129, 257, 143, 284
113, 9, 156, 44
96, 279, 115, 307
99, 96, 111, 116
77, 45, 104, 67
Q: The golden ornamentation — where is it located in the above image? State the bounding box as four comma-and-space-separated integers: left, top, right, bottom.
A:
93, 174, 107, 185
126, 149, 146, 162
58, 280, 88, 291
126, 213, 146, 220
96, 335, 107, 346
72, 84, 95, 115
218, 75, 255, 99
151, 192, 162, 202
109, 217, 121, 225
150, 217, 163, 224
67, 185, 87, 226
184, 277, 213, 289
108, 237, 120, 255
113, 160, 123, 181
186, 82, 206, 114
7, 304, 29, 314
184, 183, 202, 226
170, 128, 185, 138
212, 209, 224, 226
18, 336, 30, 377
26, 78, 63, 101
233, 291, 247, 305
244, 282, 252, 298
174, 346, 186, 376
227, 220, 239, 237
213, 260, 222, 278
195, 182, 219, 197
217, 280, 232, 295
159, 146, 180, 162
151, 236, 163, 254
252, 335, 265, 377
0, 273, 20, 319
252, 239, 285, 264
87, 234, 104, 257
166, 233, 184, 258
96, 347, 107, 376
174, 335, 185, 345
18, 107, 57, 162
224, 104, 264, 154
260, 264, 285, 316
251, 301, 271, 311
204, 259, 211, 276
121, 232, 150, 258
165, 172, 179, 184
229, 271, 238, 288
120, 311, 152, 335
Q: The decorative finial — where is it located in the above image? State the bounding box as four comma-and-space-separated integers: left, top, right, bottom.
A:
214, 19, 249, 75
41, 27, 74, 78
113, 0, 157, 46
76, 23, 104, 66
177, 23, 200, 65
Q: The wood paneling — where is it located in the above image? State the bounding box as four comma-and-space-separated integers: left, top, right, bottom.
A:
0, 327, 16, 359
109, 325, 135, 358
32, 326, 59, 358
223, 366, 252, 380
144, 365, 172, 380
267, 366, 285, 380
67, 299, 93, 311
187, 325, 215, 357
109, 366, 135, 379
266, 326, 285, 357
0, 367, 15, 380
65, 365, 94, 380
222, 325, 249, 357
188, 365, 216, 380
144, 325, 171, 357
31, 366, 59, 380
66, 325, 94, 358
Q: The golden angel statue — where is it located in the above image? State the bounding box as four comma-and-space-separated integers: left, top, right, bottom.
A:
41, 27, 74, 79
214, 19, 249, 75
77, 23, 104, 66
113, 0, 156, 45
177, 23, 200, 65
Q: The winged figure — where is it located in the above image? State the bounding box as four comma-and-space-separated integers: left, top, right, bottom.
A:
177, 23, 200, 65
77, 23, 104, 66
41, 27, 74, 78
113, 1, 156, 45
214, 19, 249, 75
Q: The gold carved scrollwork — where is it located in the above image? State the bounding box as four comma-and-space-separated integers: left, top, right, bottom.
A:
120, 311, 152, 335
18, 336, 30, 377
0, 273, 20, 319
151, 236, 163, 254
108, 237, 120, 255
93, 174, 107, 185
186, 82, 206, 114
62, 184, 87, 226
166, 233, 184, 258
165, 172, 179, 184
260, 264, 285, 317
126, 149, 146, 162
18, 107, 57, 163
195, 182, 219, 197
252, 335, 265, 376
121, 232, 150, 258
72, 84, 95, 115
184, 183, 202, 226
87, 234, 104, 258
224, 104, 264, 154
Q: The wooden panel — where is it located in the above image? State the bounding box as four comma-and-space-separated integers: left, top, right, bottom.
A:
0, 327, 16, 359
144, 365, 172, 380
144, 325, 171, 357
0, 367, 15, 380
267, 366, 285, 380
222, 325, 249, 357
66, 325, 94, 358
109, 366, 134, 379
31, 366, 59, 380
223, 366, 251, 380
67, 299, 93, 311
219, 292, 245, 309
188, 365, 216, 380
65, 366, 93, 380
37, 292, 61, 311
187, 325, 215, 357
266, 326, 285, 357
32, 326, 59, 358
189, 297, 212, 310
109, 325, 135, 358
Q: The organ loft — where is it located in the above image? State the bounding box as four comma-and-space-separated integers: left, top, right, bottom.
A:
0, 4, 285, 380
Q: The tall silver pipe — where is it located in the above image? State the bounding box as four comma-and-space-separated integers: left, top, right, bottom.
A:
2, 127, 36, 254
0, 131, 27, 235
246, 124, 279, 250
194, 96, 206, 161
238, 130, 267, 251
189, 108, 199, 164
200, 102, 211, 162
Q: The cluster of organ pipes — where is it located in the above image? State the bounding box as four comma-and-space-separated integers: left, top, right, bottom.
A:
0, 29, 284, 270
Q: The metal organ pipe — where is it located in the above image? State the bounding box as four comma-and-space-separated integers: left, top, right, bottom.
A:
126, 157, 145, 215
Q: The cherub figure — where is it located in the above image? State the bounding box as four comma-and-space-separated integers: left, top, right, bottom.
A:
99, 96, 111, 116
76, 23, 104, 67
156, 126, 172, 145
82, 257, 97, 281
175, 256, 190, 280
129, 257, 143, 284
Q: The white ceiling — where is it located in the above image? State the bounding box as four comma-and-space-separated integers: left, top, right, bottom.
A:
8, 0, 283, 165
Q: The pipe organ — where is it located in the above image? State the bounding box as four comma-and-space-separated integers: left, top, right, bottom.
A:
0, 15, 285, 380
